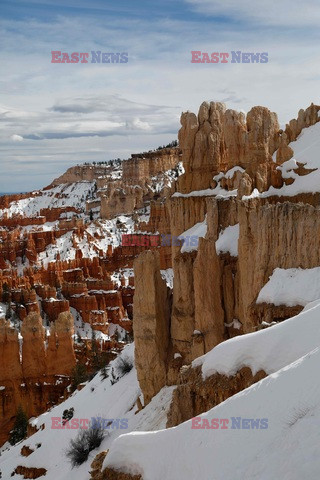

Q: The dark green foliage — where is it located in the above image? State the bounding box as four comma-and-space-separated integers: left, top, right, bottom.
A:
9, 406, 28, 446
65, 427, 105, 467
91, 328, 103, 372
116, 356, 134, 377
5, 300, 12, 320
156, 139, 178, 150
2, 282, 10, 303
71, 363, 88, 391
110, 367, 119, 385
62, 407, 74, 425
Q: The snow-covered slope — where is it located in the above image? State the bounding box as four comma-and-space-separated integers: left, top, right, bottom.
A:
257, 267, 320, 306
193, 298, 320, 378
0, 182, 95, 218
0, 344, 174, 480
104, 346, 320, 480
100, 299, 320, 479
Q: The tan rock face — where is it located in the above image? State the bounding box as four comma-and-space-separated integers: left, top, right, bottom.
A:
123, 148, 180, 183
21, 313, 46, 378
128, 102, 320, 410
171, 251, 196, 363
0, 311, 75, 445
101, 185, 144, 219
47, 311, 76, 376
177, 101, 280, 193
166, 364, 266, 428
285, 103, 320, 143
0, 318, 22, 381
192, 237, 225, 358
50, 164, 113, 186
133, 250, 171, 404
237, 200, 320, 331
99, 147, 181, 220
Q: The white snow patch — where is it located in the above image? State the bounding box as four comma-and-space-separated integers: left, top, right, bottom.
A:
257, 267, 320, 306
216, 224, 239, 256
178, 218, 207, 253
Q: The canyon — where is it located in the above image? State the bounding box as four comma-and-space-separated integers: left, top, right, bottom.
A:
1, 101, 320, 480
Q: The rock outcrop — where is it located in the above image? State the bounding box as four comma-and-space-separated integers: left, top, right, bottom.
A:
133, 250, 171, 404
130, 100, 320, 410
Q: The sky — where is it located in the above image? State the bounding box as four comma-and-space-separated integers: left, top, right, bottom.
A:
1, 0, 320, 192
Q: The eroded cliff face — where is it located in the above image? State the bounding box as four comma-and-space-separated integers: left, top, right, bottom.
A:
3, 99, 320, 479
237, 200, 320, 331
177, 101, 320, 194
50, 164, 114, 186
0, 312, 75, 445
133, 250, 171, 404
100, 148, 182, 219
131, 100, 320, 411
177, 101, 280, 193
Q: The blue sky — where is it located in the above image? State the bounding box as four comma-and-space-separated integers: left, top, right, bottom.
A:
1, 0, 320, 191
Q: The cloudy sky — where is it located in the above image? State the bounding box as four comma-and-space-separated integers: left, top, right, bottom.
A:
1, 0, 320, 192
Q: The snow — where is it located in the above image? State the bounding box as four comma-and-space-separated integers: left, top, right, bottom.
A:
37, 215, 136, 268
178, 218, 207, 253
160, 268, 174, 289
172, 187, 236, 199
216, 224, 239, 256
224, 166, 245, 179
257, 267, 320, 306
0, 344, 175, 480
104, 346, 320, 480
224, 319, 242, 330
71, 307, 109, 342
0, 182, 95, 219
172, 166, 244, 199
192, 298, 320, 379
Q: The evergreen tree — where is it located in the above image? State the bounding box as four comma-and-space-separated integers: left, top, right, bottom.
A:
9, 406, 28, 445
1, 282, 9, 303
71, 363, 88, 391
5, 300, 12, 320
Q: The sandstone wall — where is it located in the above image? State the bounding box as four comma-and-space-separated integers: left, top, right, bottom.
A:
238, 200, 320, 331
123, 148, 181, 183
133, 250, 171, 404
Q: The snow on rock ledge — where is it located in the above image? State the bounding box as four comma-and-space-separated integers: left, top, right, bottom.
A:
192, 299, 320, 379
215, 224, 239, 256
257, 267, 320, 306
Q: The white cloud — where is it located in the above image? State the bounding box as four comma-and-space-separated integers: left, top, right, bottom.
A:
185, 0, 320, 27
10, 134, 23, 142
1, 5, 320, 191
